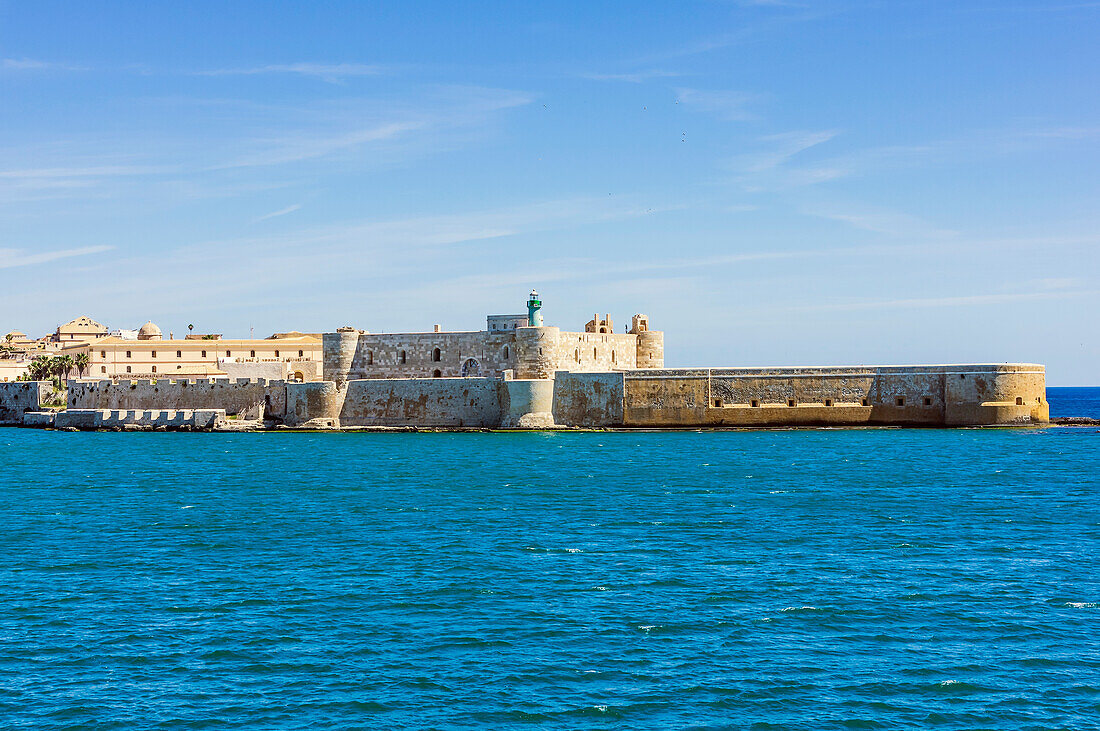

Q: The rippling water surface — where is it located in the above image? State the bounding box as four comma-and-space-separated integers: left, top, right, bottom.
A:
2, 426, 1098, 729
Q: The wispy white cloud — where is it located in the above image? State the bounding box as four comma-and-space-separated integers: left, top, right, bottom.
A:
739, 130, 839, 172
2, 58, 86, 71
676, 88, 760, 121
253, 204, 302, 223
0, 86, 534, 200
804, 206, 958, 238
210, 121, 424, 170
793, 289, 1096, 313
193, 62, 383, 82
0, 245, 112, 269
581, 70, 681, 83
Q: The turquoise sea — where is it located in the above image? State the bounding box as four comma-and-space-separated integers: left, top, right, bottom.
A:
1, 391, 1098, 729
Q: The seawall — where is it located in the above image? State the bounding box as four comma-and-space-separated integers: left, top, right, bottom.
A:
68, 378, 287, 419
621, 364, 1048, 428
9, 363, 1050, 430
0, 381, 48, 424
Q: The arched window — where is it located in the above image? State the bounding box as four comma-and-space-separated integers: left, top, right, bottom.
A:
151, 365, 157, 373
432, 348, 441, 362
126, 366, 131, 373
101, 366, 106, 373
433, 369, 442, 378
503, 346, 509, 360
574, 349, 580, 362
176, 350, 181, 358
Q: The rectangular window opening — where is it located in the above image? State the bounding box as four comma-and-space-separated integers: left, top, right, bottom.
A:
788, 399, 796, 407
923, 397, 932, 406
896, 396, 905, 407
824, 398, 833, 407
750, 399, 759, 407
861, 398, 869, 407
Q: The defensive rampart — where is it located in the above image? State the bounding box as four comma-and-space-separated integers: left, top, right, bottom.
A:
29, 409, 227, 430
619, 364, 1048, 427
67, 378, 287, 419
26, 364, 1047, 430
322, 326, 663, 383
0, 381, 48, 424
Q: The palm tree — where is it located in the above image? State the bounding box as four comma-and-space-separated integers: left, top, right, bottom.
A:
52, 354, 74, 386
74, 352, 90, 378
27, 356, 52, 382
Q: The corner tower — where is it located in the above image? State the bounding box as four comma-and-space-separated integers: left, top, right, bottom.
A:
323, 326, 360, 385
631, 314, 664, 369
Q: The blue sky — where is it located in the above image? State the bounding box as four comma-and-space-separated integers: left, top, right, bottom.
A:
1, 1, 1097, 384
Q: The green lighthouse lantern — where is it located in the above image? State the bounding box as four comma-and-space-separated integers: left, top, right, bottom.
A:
527, 290, 543, 327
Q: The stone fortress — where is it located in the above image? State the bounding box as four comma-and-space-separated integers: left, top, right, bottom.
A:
1, 291, 1049, 430
324, 292, 662, 384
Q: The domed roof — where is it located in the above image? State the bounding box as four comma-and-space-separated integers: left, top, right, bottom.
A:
137, 321, 163, 340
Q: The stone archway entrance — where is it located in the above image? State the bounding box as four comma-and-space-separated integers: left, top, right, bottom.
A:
460, 358, 482, 377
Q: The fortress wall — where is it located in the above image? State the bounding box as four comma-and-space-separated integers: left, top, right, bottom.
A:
323, 330, 360, 385
49, 409, 225, 430
344, 331, 518, 380
514, 326, 560, 379
943, 364, 1048, 425
285, 381, 343, 427
502, 379, 556, 428
0, 381, 48, 424
324, 326, 647, 382
338, 378, 503, 427
622, 365, 1048, 427
67, 378, 287, 418
554, 332, 638, 373
552, 371, 625, 427
635, 330, 664, 369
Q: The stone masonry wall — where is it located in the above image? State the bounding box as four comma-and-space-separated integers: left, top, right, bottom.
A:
554, 332, 638, 372
339, 378, 504, 427
0, 381, 47, 424
67, 378, 288, 418
622, 365, 1047, 427
325, 327, 650, 384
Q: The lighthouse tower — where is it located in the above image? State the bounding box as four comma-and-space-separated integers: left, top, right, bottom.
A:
527, 290, 543, 327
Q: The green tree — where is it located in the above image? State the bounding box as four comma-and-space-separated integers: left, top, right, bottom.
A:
74, 352, 90, 378
27, 356, 52, 381
52, 354, 74, 384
